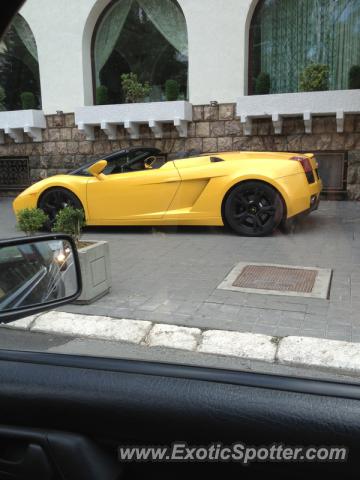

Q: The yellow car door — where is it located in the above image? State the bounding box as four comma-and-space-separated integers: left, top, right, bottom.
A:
85, 161, 181, 224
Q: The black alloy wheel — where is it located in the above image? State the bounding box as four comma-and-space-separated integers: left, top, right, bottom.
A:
224, 181, 283, 236
38, 188, 83, 229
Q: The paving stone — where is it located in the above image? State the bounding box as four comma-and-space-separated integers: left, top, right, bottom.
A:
278, 336, 360, 374
32, 311, 152, 344
146, 324, 201, 351
198, 330, 277, 362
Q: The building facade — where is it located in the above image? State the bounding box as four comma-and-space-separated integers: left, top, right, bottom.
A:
0, 0, 359, 197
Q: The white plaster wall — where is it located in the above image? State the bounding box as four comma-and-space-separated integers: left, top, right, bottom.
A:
178, 0, 255, 104
19, 0, 257, 113
20, 0, 107, 114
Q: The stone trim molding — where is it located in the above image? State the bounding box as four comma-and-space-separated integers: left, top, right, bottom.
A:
237, 90, 360, 136
74, 101, 193, 141
0, 109, 46, 143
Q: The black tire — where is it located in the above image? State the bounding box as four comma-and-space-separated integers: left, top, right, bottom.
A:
38, 188, 83, 230
279, 217, 297, 234
223, 181, 284, 236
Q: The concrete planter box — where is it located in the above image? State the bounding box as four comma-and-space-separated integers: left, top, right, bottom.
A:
75, 240, 111, 304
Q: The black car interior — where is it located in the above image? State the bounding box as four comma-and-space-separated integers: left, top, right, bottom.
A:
70, 148, 166, 176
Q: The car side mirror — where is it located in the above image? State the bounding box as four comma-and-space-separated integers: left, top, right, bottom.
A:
0, 234, 82, 323
87, 160, 107, 179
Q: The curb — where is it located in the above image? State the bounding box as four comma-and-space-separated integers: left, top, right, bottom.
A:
4, 310, 360, 377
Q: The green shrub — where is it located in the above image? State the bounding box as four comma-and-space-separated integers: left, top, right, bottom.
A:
254, 72, 271, 95
0, 86, 5, 111
52, 206, 85, 245
299, 64, 329, 92
165, 79, 180, 101
96, 85, 109, 105
121, 73, 151, 103
17, 208, 49, 235
20, 91, 36, 109
349, 65, 360, 89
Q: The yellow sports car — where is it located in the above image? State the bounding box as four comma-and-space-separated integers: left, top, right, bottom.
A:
13, 147, 322, 236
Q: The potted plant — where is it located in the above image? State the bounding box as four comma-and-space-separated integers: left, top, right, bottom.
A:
96, 85, 109, 105
121, 73, 151, 103
16, 208, 49, 235
0, 86, 5, 111
52, 206, 111, 304
20, 91, 36, 109
165, 79, 180, 101
349, 65, 360, 89
254, 72, 271, 95
299, 64, 329, 92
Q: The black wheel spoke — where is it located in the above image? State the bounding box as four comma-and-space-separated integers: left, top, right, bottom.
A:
259, 205, 276, 216
252, 188, 262, 204
226, 182, 282, 236
234, 193, 248, 208
250, 214, 263, 232
234, 211, 249, 223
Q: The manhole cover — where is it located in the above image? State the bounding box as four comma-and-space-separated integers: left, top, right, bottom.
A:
232, 265, 317, 293
217, 262, 332, 299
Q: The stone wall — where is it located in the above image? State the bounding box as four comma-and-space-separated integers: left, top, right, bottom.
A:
0, 103, 359, 198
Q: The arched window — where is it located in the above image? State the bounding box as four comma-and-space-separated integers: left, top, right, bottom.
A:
0, 14, 41, 110
92, 0, 188, 104
249, 0, 360, 94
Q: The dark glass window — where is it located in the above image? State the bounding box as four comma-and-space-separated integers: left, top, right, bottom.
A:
0, 14, 41, 110
93, 0, 188, 104
249, 0, 360, 94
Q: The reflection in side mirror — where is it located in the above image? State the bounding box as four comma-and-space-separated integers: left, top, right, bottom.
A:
0, 235, 82, 323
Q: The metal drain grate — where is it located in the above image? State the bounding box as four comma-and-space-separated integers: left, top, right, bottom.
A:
218, 262, 332, 299
232, 265, 317, 293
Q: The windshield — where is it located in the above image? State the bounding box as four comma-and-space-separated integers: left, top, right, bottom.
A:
0, 0, 360, 388
69, 148, 163, 176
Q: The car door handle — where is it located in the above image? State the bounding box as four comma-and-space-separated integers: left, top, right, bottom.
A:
0, 425, 122, 480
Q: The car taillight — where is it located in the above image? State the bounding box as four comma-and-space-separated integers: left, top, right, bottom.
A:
290, 155, 315, 184
290, 155, 313, 173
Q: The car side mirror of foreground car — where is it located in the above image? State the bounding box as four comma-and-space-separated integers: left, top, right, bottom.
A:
0, 234, 82, 323
87, 159, 107, 179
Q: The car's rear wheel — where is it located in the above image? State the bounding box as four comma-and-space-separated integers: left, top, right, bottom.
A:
224, 181, 283, 236
38, 188, 84, 230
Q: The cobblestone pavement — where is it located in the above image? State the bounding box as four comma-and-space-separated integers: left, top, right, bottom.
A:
2, 196, 360, 342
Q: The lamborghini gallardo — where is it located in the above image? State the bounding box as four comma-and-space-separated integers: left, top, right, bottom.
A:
13, 147, 322, 236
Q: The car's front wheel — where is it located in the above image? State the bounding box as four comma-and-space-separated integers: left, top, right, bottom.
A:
38, 188, 84, 230
223, 181, 284, 236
